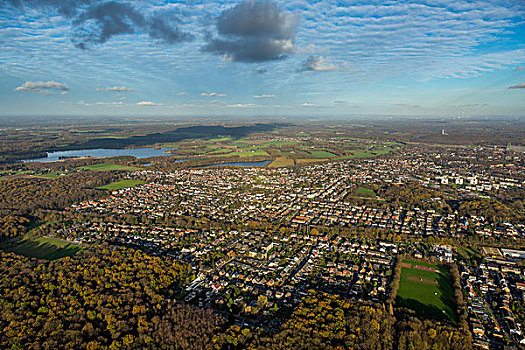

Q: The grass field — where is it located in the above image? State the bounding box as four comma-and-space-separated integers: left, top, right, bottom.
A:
269, 157, 294, 168
257, 140, 300, 147
96, 179, 145, 190
211, 150, 270, 157
79, 163, 142, 171
307, 150, 337, 158
206, 136, 237, 142
336, 147, 394, 160
0, 235, 82, 260
296, 158, 328, 164
336, 151, 377, 159
357, 187, 376, 197
397, 260, 456, 322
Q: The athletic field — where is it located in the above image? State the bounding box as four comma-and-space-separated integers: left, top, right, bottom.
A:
396, 259, 456, 322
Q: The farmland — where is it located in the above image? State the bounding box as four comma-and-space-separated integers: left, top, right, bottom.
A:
79, 163, 142, 172
160, 133, 399, 168
269, 157, 295, 168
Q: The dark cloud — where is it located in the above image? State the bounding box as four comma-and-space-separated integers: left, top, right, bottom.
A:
203, 1, 299, 62
254, 67, 267, 74
148, 13, 193, 44
456, 103, 486, 107
508, 82, 525, 89
5, 0, 92, 18
71, 2, 143, 49
6, 0, 193, 49
392, 103, 420, 108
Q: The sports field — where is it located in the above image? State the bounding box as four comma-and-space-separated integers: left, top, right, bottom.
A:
357, 187, 376, 197
397, 259, 456, 322
0, 235, 82, 260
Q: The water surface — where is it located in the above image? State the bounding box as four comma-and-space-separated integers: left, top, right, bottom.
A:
24, 147, 177, 163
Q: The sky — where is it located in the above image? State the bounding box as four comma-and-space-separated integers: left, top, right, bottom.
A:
0, 0, 524, 118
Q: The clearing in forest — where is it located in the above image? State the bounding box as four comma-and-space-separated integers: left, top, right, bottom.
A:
396, 259, 456, 322
0, 235, 82, 260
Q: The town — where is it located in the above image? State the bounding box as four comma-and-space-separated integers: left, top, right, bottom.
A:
46, 143, 525, 349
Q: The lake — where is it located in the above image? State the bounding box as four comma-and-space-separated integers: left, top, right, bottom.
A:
24, 147, 178, 163
204, 160, 271, 167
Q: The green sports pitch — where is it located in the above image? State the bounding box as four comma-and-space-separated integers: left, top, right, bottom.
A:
396, 259, 456, 322
0, 235, 82, 260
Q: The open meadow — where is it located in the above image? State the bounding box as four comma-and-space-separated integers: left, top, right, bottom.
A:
0, 235, 82, 260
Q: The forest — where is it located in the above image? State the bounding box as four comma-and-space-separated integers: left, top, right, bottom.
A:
212, 292, 472, 350
0, 245, 473, 350
0, 246, 225, 350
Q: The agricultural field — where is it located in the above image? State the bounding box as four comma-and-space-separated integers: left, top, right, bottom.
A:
96, 179, 145, 190
269, 157, 295, 168
296, 158, 328, 164
211, 150, 270, 157
397, 260, 456, 322
151, 131, 400, 168
78, 163, 142, 172
0, 235, 82, 260
306, 150, 338, 158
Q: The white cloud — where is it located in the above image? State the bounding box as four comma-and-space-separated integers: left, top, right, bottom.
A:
301, 103, 319, 107
225, 103, 262, 108
300, 56, 345, 72
254, 94, 276, 98
290, 0, 525, 80
136, 101, 163, 106
76, 100, 124, 106
201, 92, 226, 97
15, 80, 69, 94
177, 92, 187, 95
94, 101, 124, 106
99, 86, 135, 92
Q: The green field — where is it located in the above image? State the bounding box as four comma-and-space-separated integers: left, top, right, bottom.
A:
397, 260, 455, 322
356, 187, 376, 197
206, 136, 237, 142
257, 140, 300, 147
335, 151, 376, 159
0, 235, 82, 260
211, 150, 270, 157
336, 147, 394, 160
269, 157, 294, 168
296, 158, 328, 164
79, 163, 142, 171
308, 150, 337, 158
96, 179, 145, 190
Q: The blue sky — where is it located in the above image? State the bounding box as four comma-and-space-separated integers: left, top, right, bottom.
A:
0, 0, 524, 117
